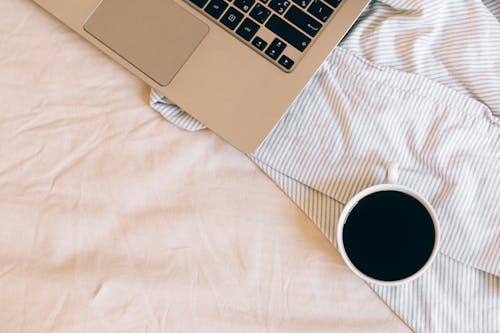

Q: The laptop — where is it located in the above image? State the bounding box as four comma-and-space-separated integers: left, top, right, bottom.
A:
33, 0, 369, 153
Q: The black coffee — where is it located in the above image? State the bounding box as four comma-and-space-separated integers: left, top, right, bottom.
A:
342, 191, 435, 282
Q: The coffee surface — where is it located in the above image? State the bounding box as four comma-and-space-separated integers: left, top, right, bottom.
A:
342, 191, 435, 281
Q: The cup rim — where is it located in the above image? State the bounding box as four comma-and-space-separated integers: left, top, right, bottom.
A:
336, 184, 440, 286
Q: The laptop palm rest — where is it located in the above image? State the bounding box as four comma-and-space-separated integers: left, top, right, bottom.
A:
84, 0, 209, 86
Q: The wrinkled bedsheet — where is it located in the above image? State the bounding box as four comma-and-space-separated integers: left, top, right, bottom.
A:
0, 1, 410, 332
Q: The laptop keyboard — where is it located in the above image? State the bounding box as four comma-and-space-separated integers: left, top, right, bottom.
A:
185, 0, 343, 72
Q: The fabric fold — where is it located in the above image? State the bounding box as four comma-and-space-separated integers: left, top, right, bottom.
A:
341, 0, 500, 114
251, 157, 500, 333
251, 47, 500, 277
150, 90, 207, 131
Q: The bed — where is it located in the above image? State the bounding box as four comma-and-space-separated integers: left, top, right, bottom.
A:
0, 1, 410, 331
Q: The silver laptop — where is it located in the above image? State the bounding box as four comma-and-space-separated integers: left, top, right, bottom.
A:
33, 0, 369, 152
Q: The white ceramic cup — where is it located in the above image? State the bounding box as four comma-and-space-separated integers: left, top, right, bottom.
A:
336, 163, 440, 286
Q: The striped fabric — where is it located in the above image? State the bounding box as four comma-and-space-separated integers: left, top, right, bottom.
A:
341, 0, 500, 114
257, 160, 499, 333
483, 0, 500, 20
150, 0, 500, 331
249, 48, 500, 332
151, 91, 206, 131
252, 48, 500, 277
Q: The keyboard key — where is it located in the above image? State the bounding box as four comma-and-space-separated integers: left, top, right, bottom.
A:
307, 0, 333, 22
234, 0, 255, 12
265, 38, 287, 59
220, 7, 244, 30
268, 0, 291, 14
324, 0, 341, 7
236, 18, 260, 41
205, 0, 229, 18
278, 55, 294, 69
292, 0, 311, 8
259, 0, 269, 3
285, 6, 322, 37
252, 36, 268, 50
265, 15, 311, 51
250, 3, 271, 23
190, 0, 210, 8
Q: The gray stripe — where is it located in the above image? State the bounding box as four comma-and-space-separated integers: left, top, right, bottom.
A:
483, 0, 500, 20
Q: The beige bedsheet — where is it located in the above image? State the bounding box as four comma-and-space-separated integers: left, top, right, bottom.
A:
0, 1, 410, 332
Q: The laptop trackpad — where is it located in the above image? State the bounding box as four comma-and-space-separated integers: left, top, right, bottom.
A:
84, 0, 209, 86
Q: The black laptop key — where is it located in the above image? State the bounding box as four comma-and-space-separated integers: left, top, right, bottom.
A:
190, 0, 210, 8
278, 55, 294, 69
307, 0, 333, 22
236, 18, 260, 41
292, 0, 311, 8
324, 0, 341, 7
252, 36, 268, 50
265, 38, 286, 59
205, 0, 229, 18
285, 6, 322, 37
250, 3, 271, 23
271, 38, 287, 52
265, 15, 311, 51
220, 7, 244, 30
234, 0, 255, 12
268, 0, 291, 14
